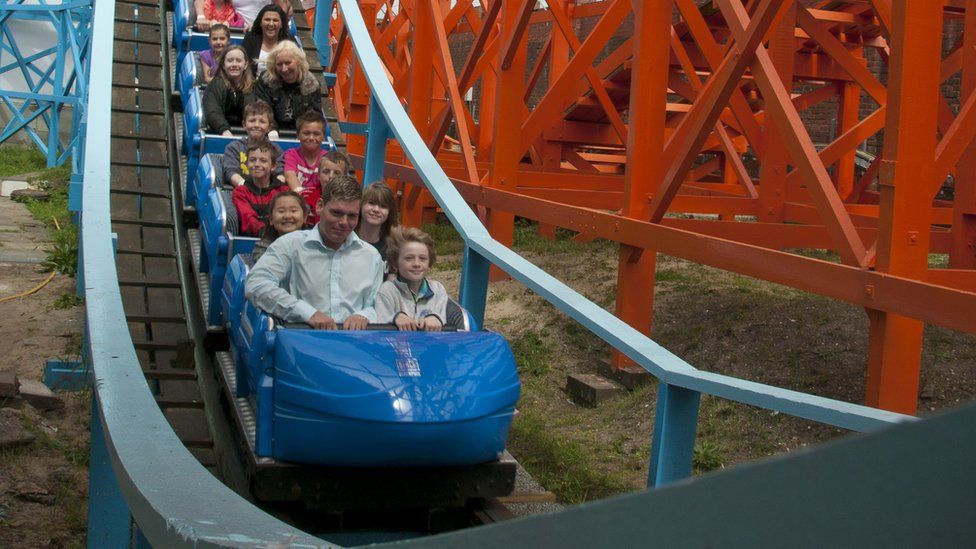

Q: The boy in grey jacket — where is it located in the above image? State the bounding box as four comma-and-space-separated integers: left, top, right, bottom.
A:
221, 100, 284, 188
374, 227, 451, 332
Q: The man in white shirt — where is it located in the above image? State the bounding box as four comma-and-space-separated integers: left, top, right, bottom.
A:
245, 175, 384, 330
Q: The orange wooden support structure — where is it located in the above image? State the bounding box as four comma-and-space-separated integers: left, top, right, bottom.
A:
329, 0, 976, 415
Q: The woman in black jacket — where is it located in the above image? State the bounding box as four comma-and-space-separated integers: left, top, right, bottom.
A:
203, 45, 256, 135
241, 4, 294, 76
254, 41, 322, 133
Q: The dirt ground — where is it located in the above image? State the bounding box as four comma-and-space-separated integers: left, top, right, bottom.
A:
0, 197, 87, 548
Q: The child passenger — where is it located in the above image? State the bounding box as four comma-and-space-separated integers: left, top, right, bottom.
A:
203, 45, 254, 135
252, 191, 307, 262
374, 227, 449, 332
283, 111, 327, 192
231, 141, 288, 236
199, 24, 231, 83
195, 0, 244, 30
355, 182, 398, 259
303, 150, 349, 225
222, 100, 284, 188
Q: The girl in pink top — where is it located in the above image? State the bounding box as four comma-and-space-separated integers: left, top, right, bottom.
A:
201, 0, 244, 28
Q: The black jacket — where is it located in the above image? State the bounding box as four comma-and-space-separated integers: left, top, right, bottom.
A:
253, 71, 322, 130
203, 76, 255, 134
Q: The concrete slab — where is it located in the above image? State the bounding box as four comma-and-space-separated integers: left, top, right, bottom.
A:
0, 196, 49, 264
566, 373, 626, 406
598, 360, 654, 390
18, 379, 63, 410
0, 180, 30, 197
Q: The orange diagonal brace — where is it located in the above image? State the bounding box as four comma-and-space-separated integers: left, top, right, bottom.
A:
499, 0, 536, 71
796, 6, 886, 104
716, 0, 869, 267
518, 0, 630, 156
934, 89, 976, 195
546, 0, 628, 144
428, 0, 479, 184
669, 28, 755, 197
674, 0, 764, 156
647, 0, 786, 223
427, 0, 500, 153
784, 106, 886, 189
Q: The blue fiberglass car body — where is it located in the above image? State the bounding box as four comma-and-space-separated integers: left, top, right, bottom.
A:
221, 255, 521, 467
272, 329, 520, 466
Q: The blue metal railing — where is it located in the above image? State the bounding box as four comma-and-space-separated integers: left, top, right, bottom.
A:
332, 0, 911, 486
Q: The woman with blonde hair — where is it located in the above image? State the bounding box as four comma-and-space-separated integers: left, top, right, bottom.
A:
254, 41, 321, 131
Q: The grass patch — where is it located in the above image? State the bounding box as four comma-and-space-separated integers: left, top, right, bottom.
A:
509, 410, 629, 503
511, 329, 553, 377
0, 144, 48, 177
422, 221, 464, 256
25, 182, 77, 277
561, 319, 608, 354
513, 219, 615, 255
692, 440, 724, 474
431, 258, 461, 272
20, 416, 89, 468
51, 293, 84, 310
785, 248, 841, 263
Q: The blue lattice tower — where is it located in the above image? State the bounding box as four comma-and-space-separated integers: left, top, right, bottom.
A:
0, 0, 92, 170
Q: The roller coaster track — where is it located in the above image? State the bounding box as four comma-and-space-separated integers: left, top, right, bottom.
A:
80, 0, 976, 546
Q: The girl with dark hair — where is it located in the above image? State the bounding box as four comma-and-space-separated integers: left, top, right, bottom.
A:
241, 4, 295, 76
356, 182, 399, 260
203, 45, 256, 135
252, 191, 308, 261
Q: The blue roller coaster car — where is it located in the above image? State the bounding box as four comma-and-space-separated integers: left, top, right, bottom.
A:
220, 256, 521, 467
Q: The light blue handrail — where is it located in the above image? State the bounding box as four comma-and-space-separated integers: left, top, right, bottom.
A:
333, 0, 911, 484
81, 0, 327, 544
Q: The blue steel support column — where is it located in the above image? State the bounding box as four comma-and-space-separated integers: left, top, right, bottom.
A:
87, 398, 133, 547
313, 0, 334, 69
363, 95, 389, 186
0, 1, 92, 167
648, 382, 701, 488
459, 246, 490, 329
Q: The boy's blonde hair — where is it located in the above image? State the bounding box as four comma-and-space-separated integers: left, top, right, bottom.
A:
386, 226, 436, 270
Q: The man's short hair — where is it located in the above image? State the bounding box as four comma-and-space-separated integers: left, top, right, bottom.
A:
295, 110, 326, 132
244, 100, 274, 121
320, 174, 362, 204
